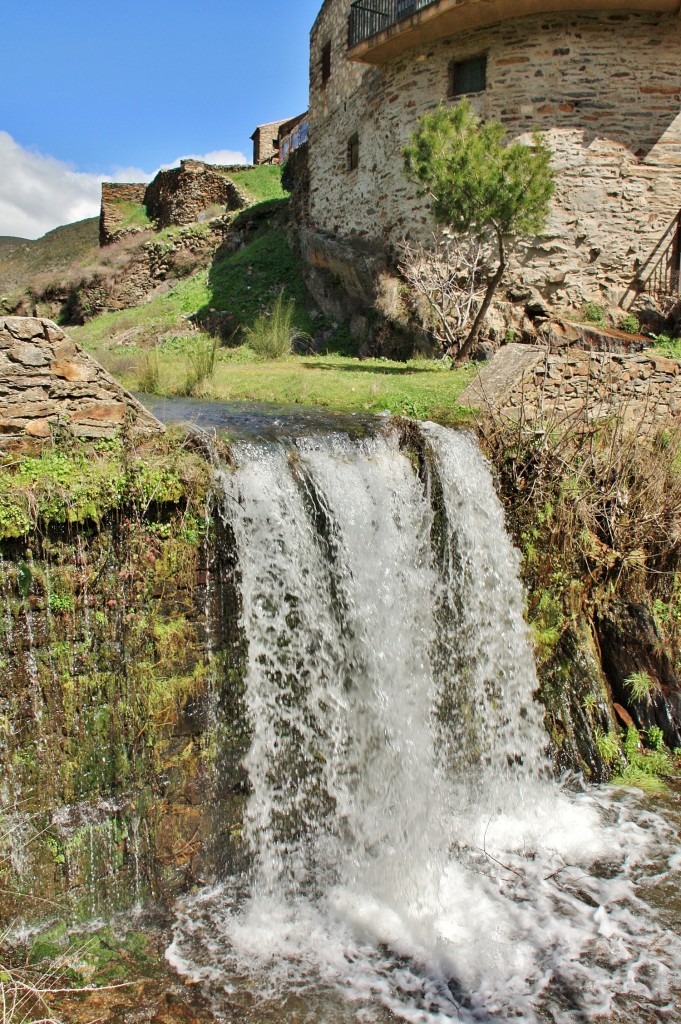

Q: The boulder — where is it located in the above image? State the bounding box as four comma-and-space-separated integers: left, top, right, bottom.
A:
0, 317, 163, 442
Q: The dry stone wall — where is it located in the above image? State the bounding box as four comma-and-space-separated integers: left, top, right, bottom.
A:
99, 183, 148, 245
460, 342, 681, 426
0, 317, 162, 440
144, 160, 249, 230
308, 3, 681, 311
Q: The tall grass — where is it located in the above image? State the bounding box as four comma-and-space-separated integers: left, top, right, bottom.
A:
136, 350, 161, 394
177, 334, 219, 396
242, 290, 311, 359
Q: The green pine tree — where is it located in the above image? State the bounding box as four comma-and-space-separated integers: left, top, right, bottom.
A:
404, 101, 555, 361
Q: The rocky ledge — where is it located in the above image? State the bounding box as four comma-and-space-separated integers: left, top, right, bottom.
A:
0, 316, 162, 440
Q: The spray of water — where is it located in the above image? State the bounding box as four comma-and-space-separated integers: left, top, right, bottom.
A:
168, 425, 681, 1023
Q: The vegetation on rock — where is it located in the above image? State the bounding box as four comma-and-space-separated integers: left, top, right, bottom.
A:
481, 399, 681, 784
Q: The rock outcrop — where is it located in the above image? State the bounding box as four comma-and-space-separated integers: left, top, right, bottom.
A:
0, 317, 163, 440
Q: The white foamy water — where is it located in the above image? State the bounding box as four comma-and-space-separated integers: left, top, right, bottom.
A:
167, 426, 681, 1024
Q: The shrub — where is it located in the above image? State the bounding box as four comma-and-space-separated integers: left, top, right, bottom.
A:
581, 301, 606, 326
617, 313, 641, 334
243, 289, 311, 359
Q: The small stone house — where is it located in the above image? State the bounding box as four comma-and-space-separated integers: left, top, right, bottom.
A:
307, 0, 681, 314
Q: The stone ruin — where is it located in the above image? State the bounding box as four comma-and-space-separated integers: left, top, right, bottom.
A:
99, 159, 256, 245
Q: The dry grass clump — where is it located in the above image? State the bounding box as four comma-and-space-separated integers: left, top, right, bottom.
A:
480, 397, 681, 618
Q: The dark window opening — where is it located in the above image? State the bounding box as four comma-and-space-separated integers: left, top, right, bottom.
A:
449, 55, 487, 97
348, 132, 359, 171
322, 41, 332, 85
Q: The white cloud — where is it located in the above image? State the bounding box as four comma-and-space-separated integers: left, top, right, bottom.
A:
0, 132, 249, 240
159, 149, 249, 170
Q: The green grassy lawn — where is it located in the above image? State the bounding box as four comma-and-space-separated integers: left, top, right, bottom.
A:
93, 339, 475, 425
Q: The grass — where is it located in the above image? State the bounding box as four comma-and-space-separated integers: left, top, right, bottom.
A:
116, 337, 475, 424
110, 200, 153, 232
72, 270, 210, 348
242, 289, 310, 358
229, 164, 286, 202
207, 228, 317, 332
72, 226, 317, 348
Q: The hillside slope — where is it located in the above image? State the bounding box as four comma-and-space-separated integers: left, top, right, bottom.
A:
0, 218, 100, 296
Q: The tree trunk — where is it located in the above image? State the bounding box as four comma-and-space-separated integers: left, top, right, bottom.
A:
455, 236, 505, 364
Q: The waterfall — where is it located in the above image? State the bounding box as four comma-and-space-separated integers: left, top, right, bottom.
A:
168, 423, 681, 1024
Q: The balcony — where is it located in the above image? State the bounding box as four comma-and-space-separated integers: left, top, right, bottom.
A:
347, 0, 679, 65
348, 1, 436, 49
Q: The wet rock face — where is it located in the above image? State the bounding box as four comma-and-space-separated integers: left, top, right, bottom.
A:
596, 603, 681, 749
0, 316, 163, 440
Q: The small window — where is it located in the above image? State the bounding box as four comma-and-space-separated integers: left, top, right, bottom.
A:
449, 55, 487, 97
321, 41, 331, 85
348, 132, 359, 171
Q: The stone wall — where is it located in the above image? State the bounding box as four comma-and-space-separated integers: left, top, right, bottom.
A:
0, 317, 162, 439
99, 182, 148, 245
144, 160, 250, 230
308, 2, 681, 311
459, 342, 681, 425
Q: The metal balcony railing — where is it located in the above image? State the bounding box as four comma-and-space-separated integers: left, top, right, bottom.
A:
348, 0, 437, 49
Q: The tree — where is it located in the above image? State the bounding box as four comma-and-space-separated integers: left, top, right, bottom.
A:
403, 100, 555, 361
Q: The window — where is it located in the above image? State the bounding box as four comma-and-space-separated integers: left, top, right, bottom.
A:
449, 55, 487, 97
321, 41, 331, 85
348, 133, 359, 171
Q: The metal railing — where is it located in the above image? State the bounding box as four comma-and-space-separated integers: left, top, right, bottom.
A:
636, 213, 681, 299
348, 0, 437, 49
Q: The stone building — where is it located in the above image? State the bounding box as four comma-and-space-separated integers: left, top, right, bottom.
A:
307, 0, 681, 314
251, 120, 290, 165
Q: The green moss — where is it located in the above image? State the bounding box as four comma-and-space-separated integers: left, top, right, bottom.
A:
0, 431, 210, 539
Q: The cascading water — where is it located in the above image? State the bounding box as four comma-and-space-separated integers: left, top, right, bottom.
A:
168, 422, 681, 1024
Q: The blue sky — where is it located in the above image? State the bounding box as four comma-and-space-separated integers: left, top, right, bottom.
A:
0, 0, 322, 237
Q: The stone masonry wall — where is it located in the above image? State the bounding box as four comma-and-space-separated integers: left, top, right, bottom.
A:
459, 342, 681, 426
0, 317, 162, 440
308, 3, 681, 311
144, 160, 249, 230
99, 183, 148, 245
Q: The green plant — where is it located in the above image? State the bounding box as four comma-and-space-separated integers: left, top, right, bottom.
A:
177, 334, 219, 396
611, 725, 676, 791
136, 349, 161, 394
243, 289, 311, 359
647, 725, 665, 751
581, 301, 606, 326
624, 670, 655, 702
617, 312, 640, 334
595, 727, 621, 766
403, 100, 555, 360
